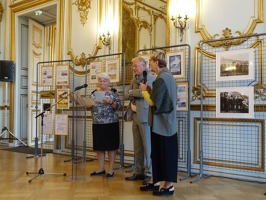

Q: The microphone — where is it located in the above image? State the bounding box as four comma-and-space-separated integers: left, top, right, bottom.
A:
74, 83, 88, 91
143, 71, 147, 84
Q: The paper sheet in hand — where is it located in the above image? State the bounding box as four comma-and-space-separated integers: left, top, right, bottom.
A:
94, 91, 105, 102
80, 95, 94, 107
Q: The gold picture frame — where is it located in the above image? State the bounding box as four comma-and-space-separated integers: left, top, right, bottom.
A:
57, 89, 70, 110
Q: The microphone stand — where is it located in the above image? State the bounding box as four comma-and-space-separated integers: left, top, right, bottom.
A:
26, 90, 73, 183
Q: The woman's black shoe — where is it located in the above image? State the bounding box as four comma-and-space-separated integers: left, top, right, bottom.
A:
153, 185, 174, 196
140, 183, 159, 192
90, 170, 106, 176
106, 172, 114, 179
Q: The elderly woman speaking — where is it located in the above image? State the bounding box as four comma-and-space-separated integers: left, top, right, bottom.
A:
89, 73, 121, 178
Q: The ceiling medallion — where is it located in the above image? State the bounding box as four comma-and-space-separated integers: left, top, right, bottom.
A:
73, 0, 92, 26
206, 28, 248, 50
0, 2, 3, 22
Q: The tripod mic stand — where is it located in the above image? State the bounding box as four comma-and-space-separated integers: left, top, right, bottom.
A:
0, 82, 28, 146
26, 92, 70, 183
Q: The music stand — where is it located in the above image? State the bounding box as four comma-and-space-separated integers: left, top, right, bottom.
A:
64, 91, 93, 164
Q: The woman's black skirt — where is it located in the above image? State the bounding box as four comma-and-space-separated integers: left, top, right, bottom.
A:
92, 122, 119, 151
151, 131, 178, 183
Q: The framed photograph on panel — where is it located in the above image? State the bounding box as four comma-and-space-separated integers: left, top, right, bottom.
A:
57, 89, 69, 109
31, 91, 40, 104
106, 59, 120, 83
89, 61, 102, 83
141, 55, 151, 69
55, 114, 68, 135
177, 81, 188, 111
43, 114, 53, 135
216, 87, 254, 118
56, 65, 69, 86
166, 51, 185, 78
216, 48, 254, 81
41, 65, 53, 86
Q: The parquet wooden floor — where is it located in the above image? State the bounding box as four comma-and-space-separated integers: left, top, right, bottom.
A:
0, 150, 265, 200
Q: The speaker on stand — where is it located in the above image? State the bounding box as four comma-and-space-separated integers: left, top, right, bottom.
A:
0, 60, 27, 146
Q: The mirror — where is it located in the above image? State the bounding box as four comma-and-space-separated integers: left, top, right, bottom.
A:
122, 0, 168, 64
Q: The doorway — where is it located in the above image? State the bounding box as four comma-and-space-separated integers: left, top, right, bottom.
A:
14, 3, 57, 146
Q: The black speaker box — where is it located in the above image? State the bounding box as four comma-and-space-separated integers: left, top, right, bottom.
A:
0, 60, 15, 82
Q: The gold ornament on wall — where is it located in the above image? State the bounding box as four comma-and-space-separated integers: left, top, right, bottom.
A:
254, 84, 266, 101
204, 28, 248, 50
0, 2, 3, 22
73, 0, 92, 26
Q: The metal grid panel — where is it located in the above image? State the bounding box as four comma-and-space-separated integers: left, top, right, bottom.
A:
198, 33, 266, 182
35, 60, 74, 151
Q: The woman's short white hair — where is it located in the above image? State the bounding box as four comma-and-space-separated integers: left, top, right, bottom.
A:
97, 73, 110, 81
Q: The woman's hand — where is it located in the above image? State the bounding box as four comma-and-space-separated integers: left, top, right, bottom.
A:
103, 96, 112, 105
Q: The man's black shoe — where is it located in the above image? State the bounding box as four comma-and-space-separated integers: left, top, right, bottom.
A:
140, 183, 159, 192
125, 173, 145, 181
142, 176, 151, 185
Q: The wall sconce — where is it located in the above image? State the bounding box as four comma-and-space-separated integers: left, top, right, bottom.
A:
171, 14, 189, 42
99, 32, 111, 54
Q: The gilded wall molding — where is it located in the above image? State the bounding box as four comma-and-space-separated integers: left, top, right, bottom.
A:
205, 28, 249, 50
73, 0, 92, 26
195, 0, 263, 49
67, 44, 101, 75
67, 0, 101, 74
0, 2, 3, 22
194, 117, 265, 171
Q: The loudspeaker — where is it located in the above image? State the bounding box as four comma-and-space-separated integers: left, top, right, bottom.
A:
0, 60, 15, 82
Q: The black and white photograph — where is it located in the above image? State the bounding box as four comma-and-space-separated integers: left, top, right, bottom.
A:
56, 65, 69, 85
216, 49, 254, 81
41, 65, 53, 86
89, 61, 102, 83
141, 54, 151, 69
216, 87, 254, 118
176, 81, 188, 111
106, 59, 120, 83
